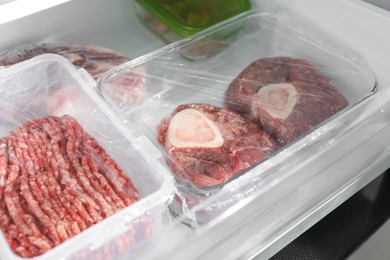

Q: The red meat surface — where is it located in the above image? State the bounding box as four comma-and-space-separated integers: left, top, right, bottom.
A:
225, 57, 349, 145
0, 43, 130, 80
0, 115, 140, 258
157, 103, 278, 187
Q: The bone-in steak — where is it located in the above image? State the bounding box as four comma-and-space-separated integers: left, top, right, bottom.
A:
225, 57, 349, 145
157, 103, 278, 187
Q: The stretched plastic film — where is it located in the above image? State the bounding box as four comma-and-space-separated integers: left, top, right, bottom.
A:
100, 10, 375, 182
98, 10, 377, 227
0, 54, 174, 259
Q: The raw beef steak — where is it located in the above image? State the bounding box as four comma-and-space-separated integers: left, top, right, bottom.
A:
157, 103, 278, 187
0, 43, 130, 80
225, 57, 349, 145
0, 115, 140, 258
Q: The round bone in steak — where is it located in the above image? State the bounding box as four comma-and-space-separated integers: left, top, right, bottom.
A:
225, 57, 349, 145
157, 103, 278, 187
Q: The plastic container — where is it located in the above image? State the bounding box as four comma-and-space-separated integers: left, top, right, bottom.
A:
134, 0, 251, 59
97, 10, 377, 224
0, 54, 175, 259
134, 0, 251, 41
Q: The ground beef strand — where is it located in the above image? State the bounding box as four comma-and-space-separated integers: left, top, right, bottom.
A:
0, 115, 140, 258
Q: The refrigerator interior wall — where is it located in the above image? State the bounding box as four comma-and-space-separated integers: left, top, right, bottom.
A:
1, 0, 390, 259
0, 0, 281, 57
0, 0, 165, 58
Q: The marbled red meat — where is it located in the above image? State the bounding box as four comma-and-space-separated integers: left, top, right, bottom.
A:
157, 103, 278, 186
225, 57, 349, 145
0, 115, 140, 258
0, 43, 130, 80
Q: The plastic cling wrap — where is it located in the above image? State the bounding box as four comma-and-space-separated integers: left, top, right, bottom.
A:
0, 115, 141, 258
99, 11, 376, 188
157, 103, 279, 186
224, 57, 349, 146
98, 11, 377, 224
0, 54, 174, 259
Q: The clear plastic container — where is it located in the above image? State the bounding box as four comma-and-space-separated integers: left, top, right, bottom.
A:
0, 54, 175, 259
98, 11, 377, 224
